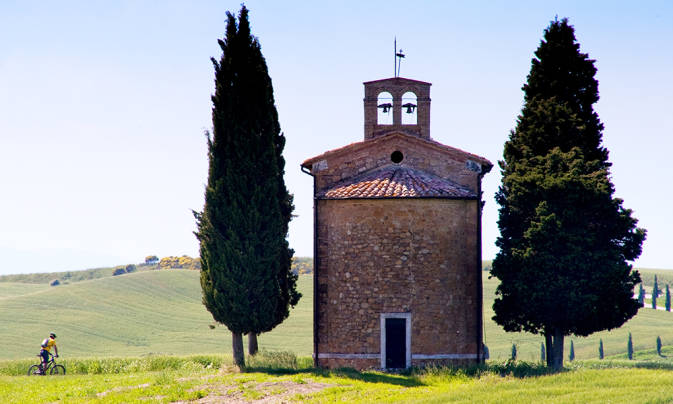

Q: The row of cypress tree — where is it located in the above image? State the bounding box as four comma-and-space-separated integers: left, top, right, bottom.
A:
530, 335, 667, 362
637, 279, 672, 311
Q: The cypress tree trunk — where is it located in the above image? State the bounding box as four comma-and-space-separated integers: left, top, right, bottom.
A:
232, 332, 245, 368
248, 333, 258, 356
551, 329, 564, 371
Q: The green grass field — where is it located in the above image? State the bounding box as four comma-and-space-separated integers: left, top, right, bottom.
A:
2, 266, 673, 402
482, 273, 673, 361
2, 267, 673, 362
0, 270, 312, 360
2, 355, 673, 403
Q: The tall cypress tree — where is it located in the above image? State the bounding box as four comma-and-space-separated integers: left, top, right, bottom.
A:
195, 5, 300, 367
653, 275, 659, 309
569, 340, 575, 361
627, 333, 634, 360
666, 284, 671, 312
491, 18, 646, 371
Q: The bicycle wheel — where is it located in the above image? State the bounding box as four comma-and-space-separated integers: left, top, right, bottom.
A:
50, 364, 66, 375
27, 364, 41, 376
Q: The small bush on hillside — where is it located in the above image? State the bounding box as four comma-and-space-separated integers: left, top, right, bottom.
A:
145, 255, 159, 265
657, 336, 663, 356
158, 256, 201, 270
540, 342, 546, 362
511, 344, 517, 361
599, 339, 604, 359
291, 257, 313, 274
112, 267, 127, 276
628, 333, 634, 360
125, 264, 137, 273
49, 279, 60, 286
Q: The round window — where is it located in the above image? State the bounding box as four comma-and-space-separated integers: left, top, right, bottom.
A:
391, 151, 404, 164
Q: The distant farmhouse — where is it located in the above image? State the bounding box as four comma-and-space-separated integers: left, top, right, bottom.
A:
301, 76, 492, 369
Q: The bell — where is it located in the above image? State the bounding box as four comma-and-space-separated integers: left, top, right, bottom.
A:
378, 103, 392, 113
403, 103, 416, 114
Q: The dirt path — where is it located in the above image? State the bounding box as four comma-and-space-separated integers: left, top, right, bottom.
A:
177, 379, 335, 403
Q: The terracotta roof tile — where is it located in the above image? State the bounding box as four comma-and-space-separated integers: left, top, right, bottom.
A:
318, 165, 477, 199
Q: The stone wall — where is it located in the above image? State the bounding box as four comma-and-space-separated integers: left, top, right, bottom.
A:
315, 198, 481, 369
311, 133, 485, 194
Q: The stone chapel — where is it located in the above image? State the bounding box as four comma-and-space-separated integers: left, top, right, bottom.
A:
301, 76, 492, 369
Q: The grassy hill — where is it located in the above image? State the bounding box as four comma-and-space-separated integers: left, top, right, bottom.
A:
0, 270, 311, 360
2, 265, 672, 362
482, 274, 673, 361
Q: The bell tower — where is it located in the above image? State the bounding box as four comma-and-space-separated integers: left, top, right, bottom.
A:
363, 77, 431, 141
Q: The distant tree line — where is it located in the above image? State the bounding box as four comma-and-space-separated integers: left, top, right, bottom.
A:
292, 257, 313, 274
158, 256, 201, 270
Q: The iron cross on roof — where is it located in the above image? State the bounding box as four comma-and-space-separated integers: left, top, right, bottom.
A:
394, 38, 405, 77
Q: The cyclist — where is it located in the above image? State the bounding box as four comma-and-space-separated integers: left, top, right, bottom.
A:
39, 333, 58, 374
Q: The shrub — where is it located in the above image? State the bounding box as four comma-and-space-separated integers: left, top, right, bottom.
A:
49, 279, 60, 286
540, 342, 546, 362
158, 256, 201, 270
145, 255, 159, 265
291, 257, 313, 275
112, 266, 127, 276
599, 339, 604, 360
125, 264, 137, 273
657, 336, 663, 356
511, 344, 517, 361
246, 350, 298, 370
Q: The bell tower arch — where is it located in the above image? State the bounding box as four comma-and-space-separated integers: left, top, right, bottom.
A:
363, 77, 431, 140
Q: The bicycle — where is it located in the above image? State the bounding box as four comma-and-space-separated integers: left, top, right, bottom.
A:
28, 352, 66, 376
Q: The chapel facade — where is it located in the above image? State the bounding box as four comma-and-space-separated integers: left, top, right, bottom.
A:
301, 77, 492, 369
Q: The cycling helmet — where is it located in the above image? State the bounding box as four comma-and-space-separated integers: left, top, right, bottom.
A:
49, 333, 56, 338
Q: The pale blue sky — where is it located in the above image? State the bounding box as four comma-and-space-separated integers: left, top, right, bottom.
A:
0, 1, 671, 274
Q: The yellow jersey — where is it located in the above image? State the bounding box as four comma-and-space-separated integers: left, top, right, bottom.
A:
41, 337, 56, 352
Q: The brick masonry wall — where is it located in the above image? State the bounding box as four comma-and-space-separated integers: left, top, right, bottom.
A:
315, 198, 481, 369
311, 133, 484, 195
